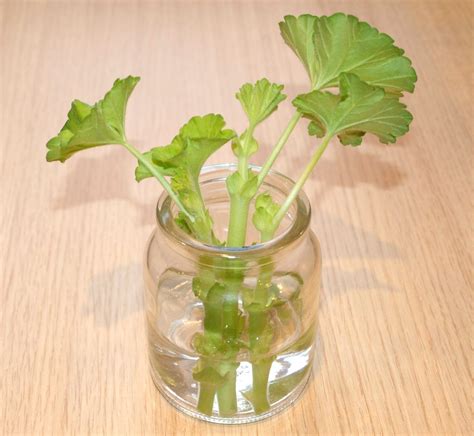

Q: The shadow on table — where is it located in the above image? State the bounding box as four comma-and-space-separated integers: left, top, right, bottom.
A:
51, 145, 157, 226
291, 141, 406, 194
283, 138, 406, 305
83, 262, 143, 327
314, 210, 401, 313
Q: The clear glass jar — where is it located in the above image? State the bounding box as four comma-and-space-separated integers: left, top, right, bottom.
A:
144, 164, 321, 424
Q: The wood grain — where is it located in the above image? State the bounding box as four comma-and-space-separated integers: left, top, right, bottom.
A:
1, 1, 472, 434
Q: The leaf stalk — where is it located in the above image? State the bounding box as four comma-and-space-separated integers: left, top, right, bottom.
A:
122, 141, 195, 221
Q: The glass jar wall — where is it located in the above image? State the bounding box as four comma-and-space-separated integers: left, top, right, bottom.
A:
144, 164, 321, 424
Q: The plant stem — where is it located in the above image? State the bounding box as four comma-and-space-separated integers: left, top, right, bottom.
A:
238, 124, 255, 180
219, 113, 304, 413
257, 111, 302, 188
213, 263, 245, 416
227, 197, 251, 247
121, 141, 194, 222
195, 277, 240, 417
271, 134, 332, 229
238, 154, 249, 179
250, 357, 273, 414
247, 255, 274, 414
226, 124, 256, 247
197, 383, 217, 416
227, 111, 302, 246
216, 124, 262, 413
216, 361, 238, 416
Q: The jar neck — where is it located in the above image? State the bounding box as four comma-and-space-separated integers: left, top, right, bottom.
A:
156, 164, 311, 264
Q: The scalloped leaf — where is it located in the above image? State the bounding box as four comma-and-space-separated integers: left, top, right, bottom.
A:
280, 13, 416, 93
136, 114, 235, 243
46, 76, 140, 162
236, 78, 286, 127
293, 73, 413, 145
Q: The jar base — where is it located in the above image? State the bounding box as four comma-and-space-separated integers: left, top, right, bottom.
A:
149, 364, 312, 424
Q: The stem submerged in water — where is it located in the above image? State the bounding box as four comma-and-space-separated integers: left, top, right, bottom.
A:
195, 118, 327, 418
197, 383, 217, 416
216, 361, 238, 416
246, 256, 275, 414
250, 357, 273, 413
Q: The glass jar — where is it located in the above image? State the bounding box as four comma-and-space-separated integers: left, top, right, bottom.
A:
144, 164, 321, 424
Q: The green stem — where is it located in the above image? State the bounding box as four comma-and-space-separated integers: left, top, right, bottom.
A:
195, 281, 223, 416
121, 141, 194, 221
240, 124, 255, 180
195, 111, 306, 418
257, 112, 302, 188
214, 268, 243, 417
217, 123, 260, 413
222, 277, 241, 340
246, 135, 331, 414
238, 154, 249, 179
216, 361, 238, 416
247, 257, 274, 414
226, 124, 256, 247
197, 383, 217, 416
271, 134, 332, 229
227, 111, 302, 246
227, 197, 251, 247
250, 357, 273, 414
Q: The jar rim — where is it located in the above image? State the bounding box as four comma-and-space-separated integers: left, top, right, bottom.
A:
156, 163, 311, 259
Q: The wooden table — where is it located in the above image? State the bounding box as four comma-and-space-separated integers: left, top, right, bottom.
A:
1, 1, 471, 434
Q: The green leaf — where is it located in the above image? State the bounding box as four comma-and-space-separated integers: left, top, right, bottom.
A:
233, 79, 286, 161
46, 76, 140, 162
175, 211, 193, 235
252, 193, 280, 239
226, 171, 258, 199
231, 131, 259, 158
307, 119, 325, 138
137, 114, 235, 181
136, 114, 235, 243
280, 13, 416, 93
134, 150, 156, 181
293, 73, 413, 145
236, 79, 286, 127
279, 14, 320, 89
